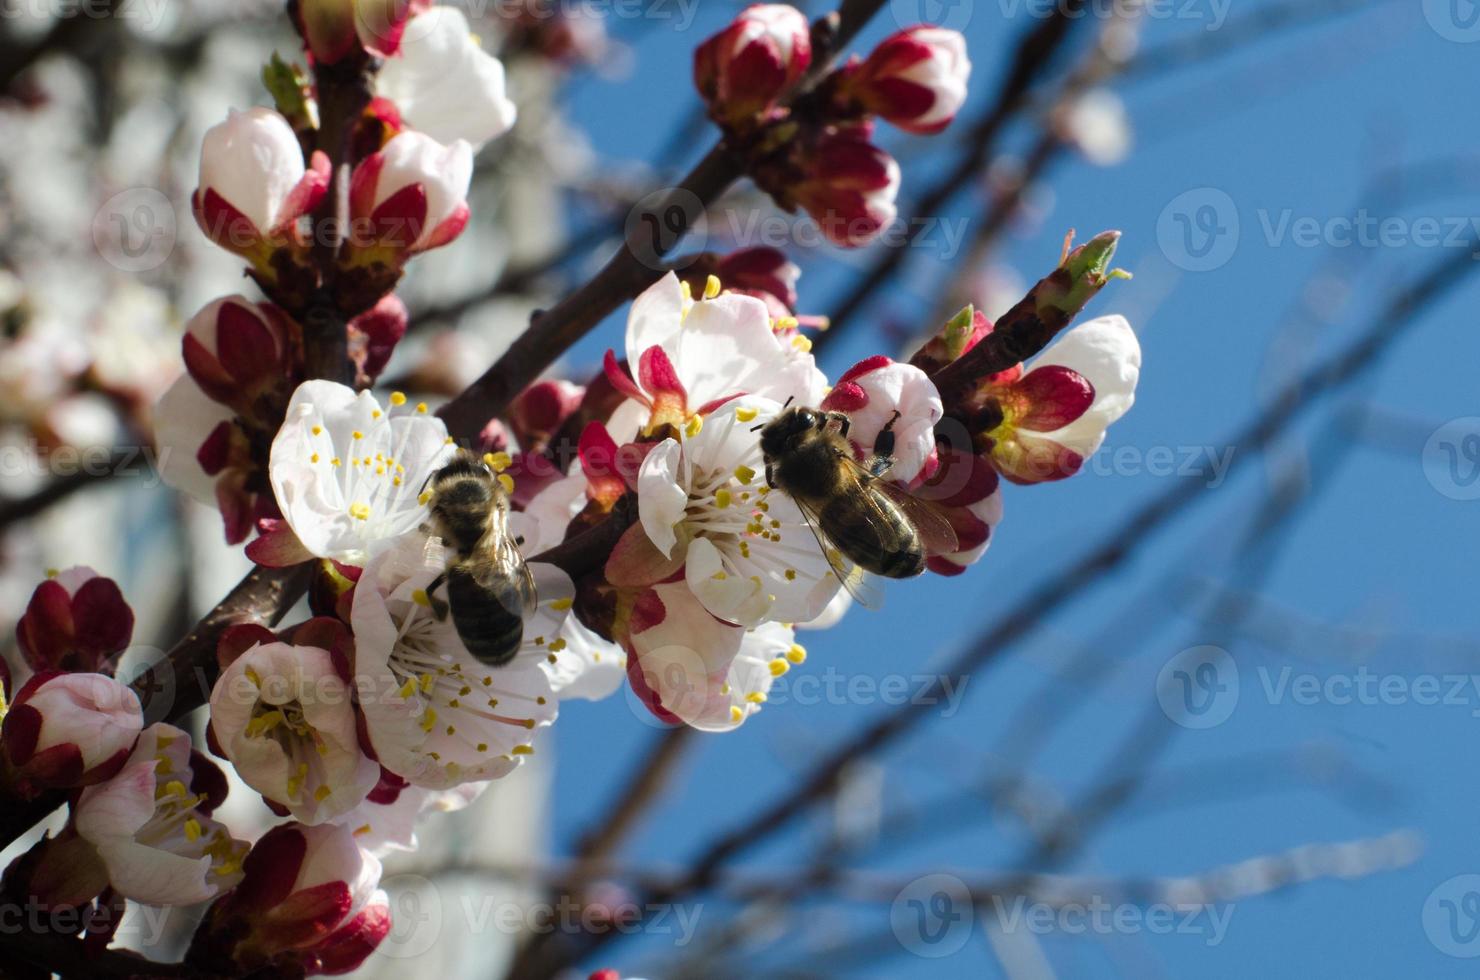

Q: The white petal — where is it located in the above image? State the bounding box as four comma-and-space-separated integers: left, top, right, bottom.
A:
97, 840, 216, 907
625, 273, 687, 367
198, 108, 305, 233
636, 439, 688, 558
544, 615, 626, 702
376, 7, 517, 148
1031, 314, 1141, 457
628, 582, 745, 732
154, 374, 234, 505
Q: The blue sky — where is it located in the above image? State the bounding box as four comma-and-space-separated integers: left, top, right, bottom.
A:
537, 1, 1480, 975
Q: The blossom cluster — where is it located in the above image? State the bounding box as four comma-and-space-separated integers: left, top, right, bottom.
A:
0, 6, 1142, 977
695, 4, 972, 246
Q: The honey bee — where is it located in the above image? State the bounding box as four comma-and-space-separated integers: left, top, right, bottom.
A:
758, 404, 957, 606
423, 451, 536, 667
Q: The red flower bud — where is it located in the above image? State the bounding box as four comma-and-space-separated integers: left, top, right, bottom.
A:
295, 0, 427, 64
848, 27, 971, 135
15, 568, 135, 675
2, 672, 143, 799
347, 292, 408, 386
181, 296, 301, 416
510, 380, 586, 450
188, 822, 389, 977
681, 247, 800, 320
694, 4, 811, 127
792, 132, 900, 248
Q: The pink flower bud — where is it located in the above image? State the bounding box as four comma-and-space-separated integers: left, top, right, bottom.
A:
15, 567, 134, 675
509, 379, 585, 448
296, 0, 427, 64
793, 132, 900, 247
976, 314, 1140, 485
2, 672, 143, 799
188, 822, 389, 977
695, 4, 811, 126
821, 356, 942, 483
848, 27, 970, 135
346, 292, 408, 385
181, 296, 300, 414
345, 130, 473, 265
192, 108, 330, 264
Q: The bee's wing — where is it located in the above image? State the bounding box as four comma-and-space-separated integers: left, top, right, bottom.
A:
872, 478, 960, 556
466, 518, 538, 620
495, 532, 539, 618
789, 483, 886, 612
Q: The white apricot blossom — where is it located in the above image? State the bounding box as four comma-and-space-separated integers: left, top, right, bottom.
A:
209, 640, 380, 825
268, 380, 455, 565
626, 583, 800, 732
350, 534, 573, 790
73, 723, 249, 906
613, 397, 840, 629
605, 272, 826, 441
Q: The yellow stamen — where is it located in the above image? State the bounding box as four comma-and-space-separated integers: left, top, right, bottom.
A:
704, 274, 722, 299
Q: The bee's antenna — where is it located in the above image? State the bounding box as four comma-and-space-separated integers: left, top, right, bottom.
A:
750, 423, 765, 432
783, 395, 795, 409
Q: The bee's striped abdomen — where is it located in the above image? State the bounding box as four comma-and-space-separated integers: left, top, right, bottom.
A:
819, 493, 926, 579
447, 569, 525, 666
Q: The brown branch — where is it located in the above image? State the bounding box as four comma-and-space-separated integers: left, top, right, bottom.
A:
0, 448, 143, 532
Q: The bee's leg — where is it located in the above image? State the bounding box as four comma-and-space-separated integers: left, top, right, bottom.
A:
765, 463, 777, 489
425, 570, 450, 621
864, 410, 903, 478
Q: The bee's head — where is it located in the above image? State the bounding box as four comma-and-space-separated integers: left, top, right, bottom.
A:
425, 452, 499, 553
758, 406, 824, 459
